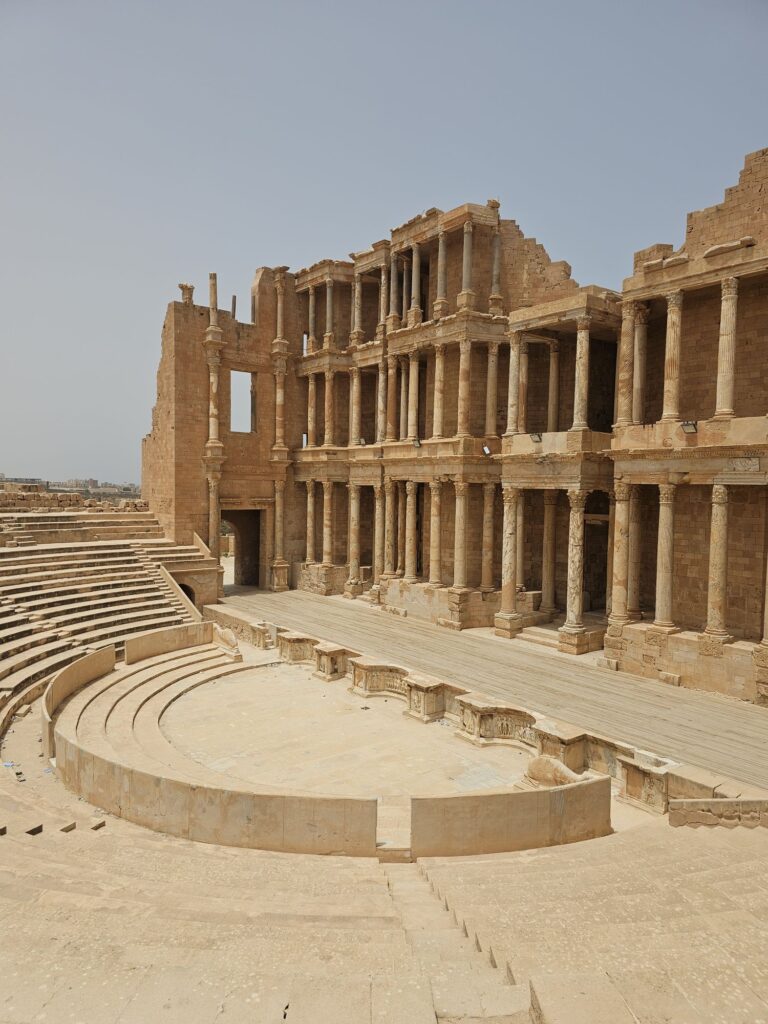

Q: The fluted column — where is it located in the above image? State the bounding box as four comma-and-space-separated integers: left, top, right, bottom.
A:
432, 344, 445, 438
307, 374, 317, 447
453, 481, 469, 589
399, 358, 408, 440
518, 341, 529, 433
323, 370, 335, 446
481, 483, 495, 591
307, 286, 317, 352
322, 480, 333, 566
616, 301, 636, 426
504, 331, 521, 435
387, 252, 401, 331
516, 490, 525, 588
350, 273, 363, 345
376, 359, 387, 442
572, 316, 591, 431
705, 485, 730, 639
404, 481, 418, 581
429, 481, 442, 585
541, 491, 557, 614
489, 226, 503, 314
661, 292, 683, 421
407, 353, 419, 439
627, 486, 641, 619
434, 228, 448, 318
654, 484, 676, 629
385, 356, 398, 441
609, 482, 631, 625
563, 489, 587, 631
457, 220, 475, 310
632, 303, 649, 425
485, 341, 499, 437
457, 339, 472, 437
494, 485, 523, 637
397, 482, 406, 576
547, 342, 560, 432
384, 479, 396, 576
373, 484, 385, 583
323, 276, 334, 349
408, 243, 422, 326
349, 367, 361, 445
347, 483, 361, 584
714, 277, 739, 418
305, 480, 316, 562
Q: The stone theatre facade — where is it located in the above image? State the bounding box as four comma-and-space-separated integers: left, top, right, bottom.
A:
143, 148, 768, 704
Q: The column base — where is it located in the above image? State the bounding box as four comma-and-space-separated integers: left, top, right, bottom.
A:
711, 411, 734, 421
375, 323, 386, 342
349, 330, 364, 347
494, 611, 523, 638
343, 578, 363, 599
456, 290, 475, 311
386, 314, 401, 332
557, 625, 589, 655
432, 298, 448, 319
270, 560, 289, 592
406, 308, 422, 328
488, 294, 504, 316
322, 332, 335, 350
650, 622, 679, 634
700, 630, 733, 656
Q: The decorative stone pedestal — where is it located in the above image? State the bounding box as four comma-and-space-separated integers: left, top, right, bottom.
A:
437, 587, 471, 631
343, 578, 363, 599
557, 626, 590, 655
494, 611, 523, 638
270, 560, 289, 592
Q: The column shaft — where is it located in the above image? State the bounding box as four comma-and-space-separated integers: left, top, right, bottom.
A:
654, 484, 676, 628
489, 226, 502, 313
409, 243, 421, 324
434, 229, 448, 318
324, 277, 334, 347
606, 492, 615, 618
661, 292, 683, 421
376, 360, 387, 442
404, 481, 418, 581
481, 483, 495, 591
401, 260, 410, 322
323, 370, 335, 446
274, 369, 286, 447
609, 483, 631, 624
322, 481, 333, 566
407, 354, 419, 439
572, 316, 590, 430
616, 301, 636, 426
273, 480, 285, 562
432, 345, 445, 437
715, 277, 739, 418
388, 253, 400, 328
379, 264, 388, 327
305, 481, 315, 562
499, 485, 519, 614
547, 342, 559, 432
207, 476, 220, 562
399, 359, 408, 440
373, 484, 385, 583
627, 486, 641, 618
564, 489, 587, 630
457, 340, 471, 437
385, 356, 398, 441
397, 482, 406, 575
307, 374, 317, 447
348, 484, 361, 582
705, 485, 730, 638
518, 342, 529, 434
632, 304, 648, 424
429, 481, 442, 585
453, 482, 468, 588
458, 220, 474, 308
308, 286, 316, 352
350, 368, 361, 444
384, 481, 396, 575
485, 341, 499, 436
505, 331, 521, 435
541, 492, 557, 614
516, 491, 525, 587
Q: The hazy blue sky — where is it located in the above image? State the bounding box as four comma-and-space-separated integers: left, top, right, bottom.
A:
1, 0, 766, 483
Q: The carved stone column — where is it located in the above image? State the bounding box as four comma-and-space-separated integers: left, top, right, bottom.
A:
627, 486, 641, 620
518, 341, 529, 434
489, 226, 503, 315
457, 339, 472, 437
434, 228, 448, 319
377, 263, 388, 342
271, 479, 288, 591
346, 483, 361, 594
321, 481, 334, 566
714, 277, 739, 418
323, 276, 334, 349
376, 359, 387, 443
203, 272, 226, 563
632, 303, 649, 425
606, 491, 615, 618
429, 481, 442, 585
307, 373, 317, 447
323, 370, 335, 446
404, 481, 418, 581
485, 341, 499, 437
661, 291, 683, 421
373, 483, 385, 583
386, 355, 398, 441
572, 315, 591, 431
541, 491, 557, 615
704, 484, 731, 641
504, 331, 521, 435
457, 220, 475, 310
399, 358, 408, 440
407, 353, 419, 439
387, 252, 401, 331
401, 259, 410, 323
432, 343, 445, 438
609, 482, 631, 625
384, 479, 396, 576
305, 480, 315, 563
494, 484, 522, 637
615, 301, 635, 426
561, 489, 587, 636
452, 481, 469, 589
350, 272, 363, 345
481, 483, 495, 591
408, 243, 422, 327
516, 490, 525, 588
349, 367, 361, 445
307, 285, 317, 352
397, 482, 406, 576
653, 484, 677, 629
547, 341, 559, 432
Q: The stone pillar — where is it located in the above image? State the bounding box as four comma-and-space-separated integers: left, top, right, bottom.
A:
627, 486, 641, 620
518, 341, 529, 434
606, 492, 615, 618
615, 301, 635, 426
305, 480, 315, 562
481, 483, 495, 591
274, 270, 286, 341
349, 367, 361, 445
429, 481, 442, 585
401, 259, 410, 323
572, 316, 591, 431
632, 303, 649, 425
377, 263, 388, 341
661, 291, 683, 421
408, 243, 422, 326
457, 220, 475, 310
453, 481, 468, 589
399, 358, 408, 440
407, 353, 420, 439
653, 484, 677, 629
384, 479, 396, 576
562, 489, 587, 633
516, 491, 525, 588
485, 341, 499, 437
547, 342, 560, 432
541, 492, 557, 615
489, 226, 503, 315
203, 273, 225, 562
609, 482, 631, 625
273, 479, 285, 562
323, 370, 335, 446
714, 277, 739, 419
207, 473, 221, 563
273, 358, 287, 449
397, 482, 406, 576
457, 339, 472, 437
385, 356, 398, 441
321, 481, 334, 566
307, 374, 317, 447
373, 484, 385, 583
504, 331, 521, 435
704, 485, 730, 640
432, 344, 445, 438
494, 484, 522, 637
434, 228, 448, 319
347, 483, 361, 590
250, 374, 258, 433
388, 252, 401, 330
404, 481, 418, 581
323, 276, 334, 349
307, 286, 317, 352
376, 359, 387, 443
350, 273, 363, 345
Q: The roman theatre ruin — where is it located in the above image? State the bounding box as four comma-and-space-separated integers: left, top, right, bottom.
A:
2, 150, 768, 1022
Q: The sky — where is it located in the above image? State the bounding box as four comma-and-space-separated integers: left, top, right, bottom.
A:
1, 0, 767, 484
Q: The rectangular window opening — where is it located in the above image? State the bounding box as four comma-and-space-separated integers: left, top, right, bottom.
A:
231, 370, 254, 433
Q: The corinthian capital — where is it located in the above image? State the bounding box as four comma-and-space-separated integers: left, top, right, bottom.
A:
712, 484, 728, 505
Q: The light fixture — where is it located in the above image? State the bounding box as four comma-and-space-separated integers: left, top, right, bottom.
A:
413, 438, 421, 448
529, 432, 543, 443
358, 437, 366, 446
482, 444, 491, 456
681, 420, 698, 434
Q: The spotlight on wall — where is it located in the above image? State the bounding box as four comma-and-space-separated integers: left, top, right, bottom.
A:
482, 444, 492, 456
413, 438, 421, 448
529, 432, 543, 443
681, 420, 698, 434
